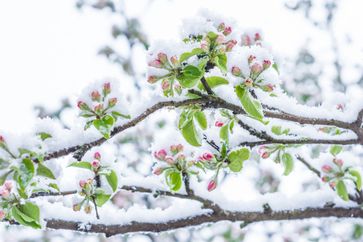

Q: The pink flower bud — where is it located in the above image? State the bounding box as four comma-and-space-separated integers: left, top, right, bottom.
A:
153, 167, 163, 175
176, 144, 184, 152
4, 181, 12, 191
322, 176, 330, 182
329, 181, 336, 188
255, 32, 261, 41
79, 180, 87, 188
215, 121, 224, 127
0, 187, 9, 198
91, 160, 100, 169
263, 60, 271, 70
333, 158, 343, 167
250, 63, 263, 75
258, 145, 266, 155
322, 165, 333, 173
170, 145, 178, 153
0, 210, 5, 220
91, 91, 101, 101
336, 104, 345, 111
223, 26, 232, 36
207, 180, 217, 192
165, 156, 175, 165
231, 66, 241, 76
77, 101, 89, 110
202, 152, 214, 161
248, 55, 256, 64
242, 34, 251, 46
161, 80, 170, 91
154, 149, 167, 160
0, 136, 4, 143
148, 59, 162, 68
103, 82, 111, 95
177, 154, 186, 161
94, 103, 103, 112
201, 41, 209, 51
244, 78, 254, 87
225, 39, 237, 52
264, 84, 274, 92
217, 22, 225, 32
94, 152, 101, 160
216, 35, 225, 45
261, 152, 270, 159
170, 55, 178, 65
108, 97, 117, 107
157, 52, 168, 64
147, 76, 158, 84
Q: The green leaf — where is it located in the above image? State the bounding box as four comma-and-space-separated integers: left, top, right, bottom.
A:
194, 111, 207, 130
220, 124, 229, 142
197, 76, 229, 90
271, 126, 282, 135
214, 53, 227, 72
37, 132, 52, 141
179, 48, 204, 63
111, 111, 131, 120
16, 158, 35, 189
0, 170, 12, 185
93, 115, 115, 139
177, 65, 202, 88
48, 183, 60, 191
227, 148, 250, 172
330, 145, 343, 156
281, 153, 294, 175
235, 86, 264, 122
349, 169, 362, 191
272, 63, 279, 74
336, 180, 349, 201
68, 161, 92, 170
36, 163, 55, 179
105, 170, 118, 192
12, 202, 41, 229
181, 120, 202, 147
95, 193, 111, 207
165, 170, 182, 191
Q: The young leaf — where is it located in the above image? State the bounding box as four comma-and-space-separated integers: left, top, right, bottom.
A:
227, 148, 250, 172
37, 132, 52, 141
214, 53, 227, 72
349, 169, 362, 191
165, 170, 182, 191
181, 120, 202, 147
16, 158, 35, 189
177, 65, 202, 88
330, 145, 343, 156
179, 48, 204, 63
336, 180, 349, 201
95, 193, 112, 207
36, 163, 55, 179
0, 170, 12, 185
194, 111, 207, 130
68, 161, 92, 170
219, 124, 229, 142
12, 202, 41, 229
197, 76, 229, 90
93, 115, 115, 139
271, 126, 282, 135
235, 86, 264, 122
282, 153, 294, 175
105, 170, 118, 192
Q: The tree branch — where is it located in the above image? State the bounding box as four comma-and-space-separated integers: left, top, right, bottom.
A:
43, 207, 363, 237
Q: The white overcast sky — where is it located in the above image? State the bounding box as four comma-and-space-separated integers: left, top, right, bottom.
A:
0, 0, 362, 132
